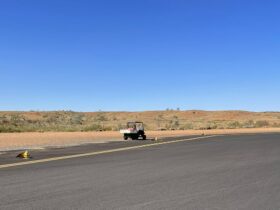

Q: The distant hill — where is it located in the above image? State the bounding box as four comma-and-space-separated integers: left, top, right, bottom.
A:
0, 110, 280, 133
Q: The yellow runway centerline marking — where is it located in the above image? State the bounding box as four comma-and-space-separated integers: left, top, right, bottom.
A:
0, 135, 220, 169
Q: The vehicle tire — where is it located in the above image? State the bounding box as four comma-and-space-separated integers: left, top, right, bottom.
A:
143, 135, 146, 140
124, 135, 128, 140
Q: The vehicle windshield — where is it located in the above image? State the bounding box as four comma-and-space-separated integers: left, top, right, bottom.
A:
127, 122, 143, 130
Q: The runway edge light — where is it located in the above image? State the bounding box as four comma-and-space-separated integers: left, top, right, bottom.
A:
16, 150, 32, 159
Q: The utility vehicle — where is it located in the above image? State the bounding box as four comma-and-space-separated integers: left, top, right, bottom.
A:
120, 121, 146, 140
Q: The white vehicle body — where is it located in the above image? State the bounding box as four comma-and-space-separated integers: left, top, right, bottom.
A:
120, 128, 138, 134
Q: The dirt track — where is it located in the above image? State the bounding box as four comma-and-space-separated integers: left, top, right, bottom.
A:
1, 128, 280, 151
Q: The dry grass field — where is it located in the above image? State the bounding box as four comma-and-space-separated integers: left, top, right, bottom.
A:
1, 110, 280, 133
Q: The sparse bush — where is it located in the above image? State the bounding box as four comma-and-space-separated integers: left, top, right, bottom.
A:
82, 124, 103, 132
0, 126, 22, 133
272, 122, 280, 127
180, 123, 193, 130
95, 113, 108, 122
242, 120, 255, 128
255, 120, 270, 128
208, 123, 218, 130
71, 113, 84, 125
227, 121, 242, 129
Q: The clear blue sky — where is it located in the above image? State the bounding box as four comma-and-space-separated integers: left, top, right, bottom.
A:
1, 0, 279, 111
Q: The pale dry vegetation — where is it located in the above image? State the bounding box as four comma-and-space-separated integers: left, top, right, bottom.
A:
0, 110, 280, 133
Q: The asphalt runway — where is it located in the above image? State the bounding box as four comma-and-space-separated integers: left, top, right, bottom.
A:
1, 133, 280, 210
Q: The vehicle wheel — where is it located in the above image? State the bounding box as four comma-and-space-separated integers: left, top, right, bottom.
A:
124, 135, 128, 140
143, 135, 146, 140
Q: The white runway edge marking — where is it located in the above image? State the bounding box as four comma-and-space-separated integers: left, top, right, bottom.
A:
0, 135, 220, 169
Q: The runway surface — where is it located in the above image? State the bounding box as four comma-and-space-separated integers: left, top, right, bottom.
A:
1, 133, 280, 209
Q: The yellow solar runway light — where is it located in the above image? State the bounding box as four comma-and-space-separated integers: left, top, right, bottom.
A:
16, 150, 32, 159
